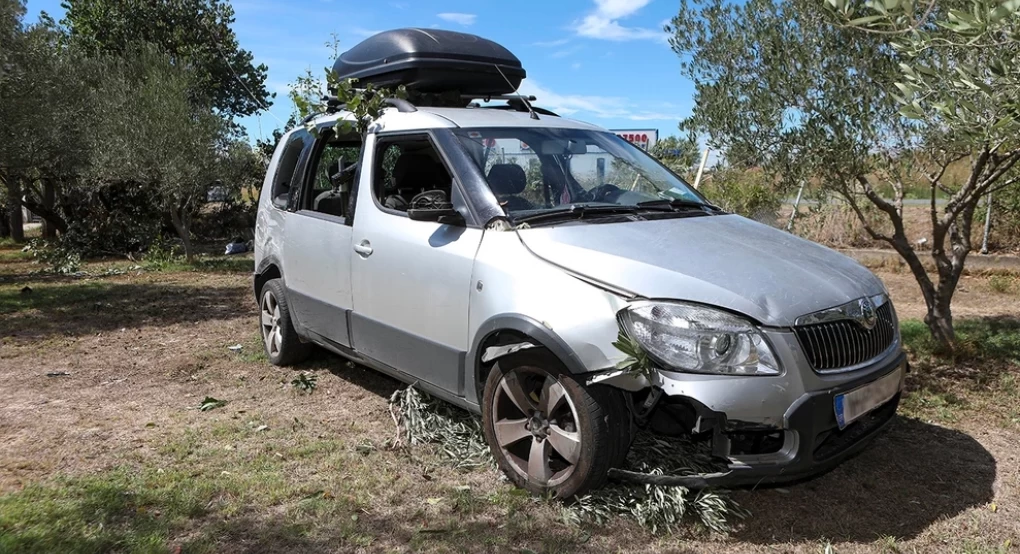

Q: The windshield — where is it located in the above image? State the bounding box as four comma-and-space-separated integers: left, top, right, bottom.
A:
453, 127, 709, 220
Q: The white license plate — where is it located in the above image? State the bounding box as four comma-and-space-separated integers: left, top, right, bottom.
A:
834, 366, 903, 430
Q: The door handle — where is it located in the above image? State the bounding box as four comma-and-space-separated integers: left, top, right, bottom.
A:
353, 240, 373, 257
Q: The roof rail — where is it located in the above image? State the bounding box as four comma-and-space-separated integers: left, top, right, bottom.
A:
383, 98, 417, 112
461, 93, 538, 103
482, 101, 560, 118
458, 94, 558, 117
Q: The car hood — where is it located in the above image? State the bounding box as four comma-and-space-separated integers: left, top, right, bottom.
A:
515, 214, 885, 327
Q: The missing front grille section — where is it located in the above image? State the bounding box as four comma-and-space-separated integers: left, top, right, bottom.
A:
794, 302, 896, 371
727, 430, 785, 456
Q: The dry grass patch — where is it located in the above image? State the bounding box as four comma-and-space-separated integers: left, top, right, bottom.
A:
0, 245, 1017, 553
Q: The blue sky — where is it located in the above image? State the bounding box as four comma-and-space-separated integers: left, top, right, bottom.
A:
26, 0, 696, 143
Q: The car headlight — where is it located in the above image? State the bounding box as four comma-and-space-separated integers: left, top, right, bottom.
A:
618, 301, 781, 376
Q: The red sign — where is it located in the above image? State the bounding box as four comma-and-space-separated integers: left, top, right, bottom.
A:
611, 129, 659, 150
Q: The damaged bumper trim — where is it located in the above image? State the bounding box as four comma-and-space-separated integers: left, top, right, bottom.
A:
607, 352, 908, 490
608, 395, 898, 490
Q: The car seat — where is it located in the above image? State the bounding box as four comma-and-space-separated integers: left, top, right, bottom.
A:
313, 160, 349, 217
487, 164, 534, 212
385, 153, 449, 211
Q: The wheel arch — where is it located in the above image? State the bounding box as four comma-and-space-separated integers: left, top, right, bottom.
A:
468, 314, 590, 405
254, 258, 283, 301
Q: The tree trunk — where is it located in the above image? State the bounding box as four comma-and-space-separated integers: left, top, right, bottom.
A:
19, 198, 68, 235
0, 203, 9, 239
169, 208, 194, 263
41, 180, 56, 239
924, 295, 956, 348
8, 180, 24, 243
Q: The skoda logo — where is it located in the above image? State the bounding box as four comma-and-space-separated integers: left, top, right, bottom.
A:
856, 297, 878, 330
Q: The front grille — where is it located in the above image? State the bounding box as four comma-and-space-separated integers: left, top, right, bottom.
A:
795, 302, 896, 372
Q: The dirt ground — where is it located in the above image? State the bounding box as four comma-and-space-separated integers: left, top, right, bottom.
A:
0, 246, 1018, 553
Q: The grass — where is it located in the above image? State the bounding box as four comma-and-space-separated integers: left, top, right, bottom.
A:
900, 317, 1020, 367
898, 317, 1020, 427
0, 253, 1017, 553
989, 274, 1016, 294
149, 255, 253, 275
0, 444, 365, 554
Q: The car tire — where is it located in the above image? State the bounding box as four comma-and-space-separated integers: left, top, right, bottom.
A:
258, 279, 312, 366
482, 350, 629, 499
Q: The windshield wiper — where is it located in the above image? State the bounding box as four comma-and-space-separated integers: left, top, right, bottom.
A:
636, 199, 722, 213
512, 204, 638, 225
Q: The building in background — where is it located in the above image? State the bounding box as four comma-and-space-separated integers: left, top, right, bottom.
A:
611, 129, 659, 150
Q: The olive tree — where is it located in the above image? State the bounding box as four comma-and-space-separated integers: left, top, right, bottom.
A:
668, 0, 1020, 348
650, 135, 700, 178
0, 7, 106, 241
62, 0, 272, 117
92, 48, 228, 262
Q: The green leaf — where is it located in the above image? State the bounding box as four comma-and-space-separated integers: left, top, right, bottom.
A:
992, 115, 1015, 130
846, 14, 887, 26
990, 0, 1020, 22
199, 396, 227, 411
894, 82, 917, 96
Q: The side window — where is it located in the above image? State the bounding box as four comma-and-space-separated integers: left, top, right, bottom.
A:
271, 131, 311, 210
372, 135, 453, 214
299, 131, 363, 219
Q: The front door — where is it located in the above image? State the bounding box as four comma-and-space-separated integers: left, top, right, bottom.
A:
282, 132, 361, 347
349, 133, 481, 395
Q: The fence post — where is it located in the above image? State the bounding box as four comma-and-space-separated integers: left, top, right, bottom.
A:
981, 191, 993, 254
692, 148, 710, 189
786, 181, 806, 232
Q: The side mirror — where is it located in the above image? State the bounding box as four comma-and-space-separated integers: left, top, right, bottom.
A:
408, 207, 465, 225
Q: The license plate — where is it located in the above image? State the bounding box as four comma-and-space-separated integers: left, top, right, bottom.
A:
834, 366, 904, 430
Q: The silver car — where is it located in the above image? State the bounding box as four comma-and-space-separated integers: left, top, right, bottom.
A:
254, 102, 906, 498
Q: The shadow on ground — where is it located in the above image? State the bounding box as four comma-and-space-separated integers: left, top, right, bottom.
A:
296, 349, 407, 402
0, 281, 250, 339
733, 416, 996, 543
294, 350, 997, 546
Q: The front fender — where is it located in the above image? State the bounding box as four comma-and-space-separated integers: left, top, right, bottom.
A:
465, 230, 632, 406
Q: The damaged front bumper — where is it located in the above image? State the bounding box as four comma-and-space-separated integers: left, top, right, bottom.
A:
593, 346, 908, 490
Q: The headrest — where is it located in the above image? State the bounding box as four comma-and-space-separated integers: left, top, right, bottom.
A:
487, 164, 526, 195
393, 154, 446, 190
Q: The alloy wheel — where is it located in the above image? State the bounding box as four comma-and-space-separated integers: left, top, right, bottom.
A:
260, 289, 283, 358
491, 368, 582, 488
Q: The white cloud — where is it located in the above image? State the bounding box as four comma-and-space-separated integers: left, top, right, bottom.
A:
518, 79, 681, 122
550, 45, 583, 59
437, 12, 477, 26
533, 38, 570, 47
571, 62, 582, 70
593, 0, 653, 19
573, 0, 664, 41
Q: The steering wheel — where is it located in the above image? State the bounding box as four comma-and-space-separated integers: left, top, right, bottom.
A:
410, 189, 451, 209
588, 184, 622, 203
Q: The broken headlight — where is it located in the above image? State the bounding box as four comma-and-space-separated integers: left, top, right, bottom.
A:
618, 301, 781, 376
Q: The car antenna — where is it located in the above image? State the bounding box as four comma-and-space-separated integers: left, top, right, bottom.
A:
494, 64, 539, 120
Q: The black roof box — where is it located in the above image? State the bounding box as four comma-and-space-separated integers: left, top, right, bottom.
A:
332, 28, 526, 96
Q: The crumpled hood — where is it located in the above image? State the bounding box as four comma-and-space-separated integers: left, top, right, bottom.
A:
516, 214, 885, 327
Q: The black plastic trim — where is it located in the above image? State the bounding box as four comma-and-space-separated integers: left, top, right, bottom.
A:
466, 313, 590, 405
430, 129, 505, 225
